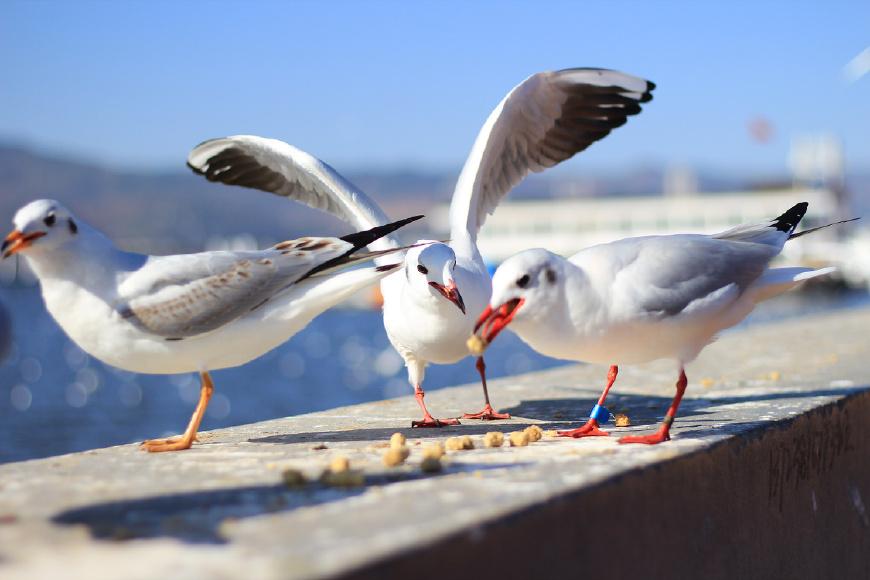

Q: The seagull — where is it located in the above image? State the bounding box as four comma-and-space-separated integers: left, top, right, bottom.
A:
2, 199, 421, 451
471, 202, 848, 444
187, 68, 655, 427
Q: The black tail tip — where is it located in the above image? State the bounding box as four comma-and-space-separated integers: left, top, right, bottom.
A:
340, 215, 425, 248
773, 202, 808, 233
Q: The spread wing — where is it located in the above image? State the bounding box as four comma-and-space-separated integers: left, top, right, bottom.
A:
116, 238, 353, 339
187, 136, 396, 252
449, 68, 655, 241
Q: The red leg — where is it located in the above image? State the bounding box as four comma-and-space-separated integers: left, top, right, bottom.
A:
462, 357, 511, 420
559, 365, 618, 438
619, 368, 687, 445
411, 384, 460, 428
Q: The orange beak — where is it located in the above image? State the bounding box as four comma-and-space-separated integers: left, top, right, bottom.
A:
2, 230, 45, 259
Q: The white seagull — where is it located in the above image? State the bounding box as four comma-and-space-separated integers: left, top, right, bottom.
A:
187, 68, 655, 427
2, 199, 420, 451
471, 202, 847, 444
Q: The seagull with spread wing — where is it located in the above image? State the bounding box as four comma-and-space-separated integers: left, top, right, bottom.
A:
471, 202, 848, 444
2, 199, 420, 451
187, 68, 655, 426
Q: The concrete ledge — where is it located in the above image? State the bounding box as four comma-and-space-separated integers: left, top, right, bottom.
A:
1, 308, 869, 579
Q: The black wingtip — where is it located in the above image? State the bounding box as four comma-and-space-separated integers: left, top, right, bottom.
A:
340, 215, 424, 250
773, 202, 809, 233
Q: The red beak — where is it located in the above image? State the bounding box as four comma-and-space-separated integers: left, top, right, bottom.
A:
2, 230, 45, 259
473, 298, 525, 344
429, 280, 466, 314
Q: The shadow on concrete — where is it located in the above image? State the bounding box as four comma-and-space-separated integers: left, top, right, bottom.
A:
250, 386, 864, 447
52, 461, 526, 545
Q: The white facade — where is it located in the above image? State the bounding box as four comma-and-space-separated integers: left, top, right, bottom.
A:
433, 188, 841, 265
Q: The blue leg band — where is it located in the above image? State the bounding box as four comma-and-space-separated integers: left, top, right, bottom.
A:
589, 404, 610, 424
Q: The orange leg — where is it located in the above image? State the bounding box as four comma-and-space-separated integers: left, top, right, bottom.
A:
141, 371, 214, 452
619, 368, 687, 445
559, 365, 618, 438
462, 357, 511, 421
411, 384, 460, 428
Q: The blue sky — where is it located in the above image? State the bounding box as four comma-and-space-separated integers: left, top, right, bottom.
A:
2, 1, 868, 175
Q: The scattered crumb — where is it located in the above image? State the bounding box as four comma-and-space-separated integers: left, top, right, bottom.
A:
542, 430, 559, 438
472, 470, 483, 478
421, 456, 442, 473
700, 378, 715, 388
281, 468, 307, 488
330, 456, 350, 473
369, 442, 390, 449
524, 425, 543, 442
509, 431, 530, 447
768, 371, 781, 381
483, 432, 504, 448
311, 443, 328, 451
614, 414, 631, 427
320, 469, 365, 487
390, 432, 407, 449
422, 443, 445, 460
382, 446, 410, 467
445, 436, 475, 451
466, 334, 488, 356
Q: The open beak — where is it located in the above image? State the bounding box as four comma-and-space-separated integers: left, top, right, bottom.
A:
473, 298, 525, 345
429, 280, 466, 314
2, 230, 45, 259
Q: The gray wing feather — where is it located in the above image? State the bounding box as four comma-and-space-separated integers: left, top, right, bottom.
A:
603, 236, 778, 318
117, 238, 350, 338
450, 68, 655, 239
188, 136, 396, 252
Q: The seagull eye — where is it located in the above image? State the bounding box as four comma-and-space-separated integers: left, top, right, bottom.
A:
44, 212, 56, 227
516, 274, 530, 288
417, 265, 428, 275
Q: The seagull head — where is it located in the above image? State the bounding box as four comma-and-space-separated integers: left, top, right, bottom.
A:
3, 200, 82, 259
405, 241, 465, 314
473, 249, 563, 346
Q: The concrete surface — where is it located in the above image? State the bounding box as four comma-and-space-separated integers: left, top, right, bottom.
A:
0, 308, 869, 579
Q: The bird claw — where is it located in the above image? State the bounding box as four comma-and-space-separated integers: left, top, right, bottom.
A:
140, 436, 194, 452
462, 405, 511, 420
411, 417, 461, 428
618, 430, 671, 445
557, 419, 609, 438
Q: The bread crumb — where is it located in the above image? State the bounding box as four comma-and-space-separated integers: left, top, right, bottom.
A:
320, 469, 365, 487
768, 371, 781, 381
281, 468, 307, 488
524, 425, 543, 442
422, 443, 445, 459
614, 414, 631, 427
330, 456, 350, 473
390, 432, 407, 449
700, 378, 715, 388
445, 435, 474, 451
382, 446, 410, 467
421, 456, 443, 473
483, 432, 504, 447
466, 334, 488, 356
542, 430, 559, 438
509, 431, 530, 447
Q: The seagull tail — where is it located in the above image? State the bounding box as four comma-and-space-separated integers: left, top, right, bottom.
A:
789, 217, 861, 240
751, 266, 836, 303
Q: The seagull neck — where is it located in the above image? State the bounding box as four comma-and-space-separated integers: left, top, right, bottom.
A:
446, 233, 480, 265
26, 229, 139, 292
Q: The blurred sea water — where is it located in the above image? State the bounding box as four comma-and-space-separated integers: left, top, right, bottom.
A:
0, 283, 867, 464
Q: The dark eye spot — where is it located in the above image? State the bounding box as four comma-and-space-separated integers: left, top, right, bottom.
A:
68, 218, 78, 234
546, 269, 556, 283
44, 212, 56, 227
417, 265, 428, 275
516, 274, 530, 288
